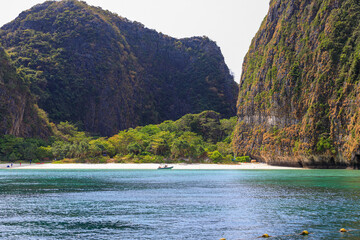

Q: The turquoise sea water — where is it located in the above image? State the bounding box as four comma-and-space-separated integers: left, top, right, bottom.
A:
1, 169, 360, 239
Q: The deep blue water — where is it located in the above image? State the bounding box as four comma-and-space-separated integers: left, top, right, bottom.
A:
1, 169, 360, 239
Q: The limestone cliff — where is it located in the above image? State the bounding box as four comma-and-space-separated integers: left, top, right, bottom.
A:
0, 47, 52, 138
233, 0, 360, 168
0, 0, 238, 136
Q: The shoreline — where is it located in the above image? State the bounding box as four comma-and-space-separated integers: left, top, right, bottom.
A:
3, 163, 302, 170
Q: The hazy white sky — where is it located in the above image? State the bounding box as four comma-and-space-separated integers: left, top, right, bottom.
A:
0, 0, 270, 82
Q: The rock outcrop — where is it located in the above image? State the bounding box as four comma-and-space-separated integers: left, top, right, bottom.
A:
0, 0, 238, 136
233, 0, 360, 168
0, 47, 52, 138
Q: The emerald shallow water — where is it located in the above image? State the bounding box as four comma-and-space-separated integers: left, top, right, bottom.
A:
1, 169, 360, 240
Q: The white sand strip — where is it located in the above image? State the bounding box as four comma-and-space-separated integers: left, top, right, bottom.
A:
0, 163, 30, 169
14, 163, 301, 170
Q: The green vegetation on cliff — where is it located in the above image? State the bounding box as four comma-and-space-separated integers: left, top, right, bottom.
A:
0, 47, 52, 138
0, 0, 238, 136
233, 0, 360, 168
0, 111, 238, 163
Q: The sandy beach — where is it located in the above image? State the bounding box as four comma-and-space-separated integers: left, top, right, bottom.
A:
4, 163, 301, 170
0, 163, 30, 169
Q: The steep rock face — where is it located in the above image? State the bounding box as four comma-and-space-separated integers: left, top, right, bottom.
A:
0, 47, 52, 138
0, 0, 238, 136
233, 0, 360, 168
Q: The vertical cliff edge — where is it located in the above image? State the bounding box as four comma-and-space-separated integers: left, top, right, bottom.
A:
0, 47, 52, 138
233, 0, 360, 168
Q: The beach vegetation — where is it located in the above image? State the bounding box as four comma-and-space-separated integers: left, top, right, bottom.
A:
235, 156, 251, 162
0, 111, 241, 164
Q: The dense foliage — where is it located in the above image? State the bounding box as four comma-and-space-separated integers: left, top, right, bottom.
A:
0, 135, 52, 162
0, 111, 240, 164
0, 0, 238, 136
233, 0, 360, 167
